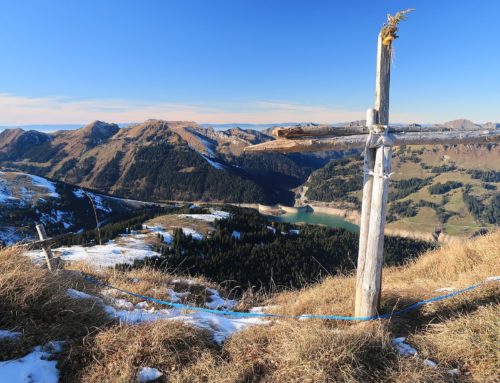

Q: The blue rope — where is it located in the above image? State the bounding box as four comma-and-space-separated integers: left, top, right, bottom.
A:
83, 276, 498, 321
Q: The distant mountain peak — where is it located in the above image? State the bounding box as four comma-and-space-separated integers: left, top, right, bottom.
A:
442, 119, 481, 130
81, 120, 119, 139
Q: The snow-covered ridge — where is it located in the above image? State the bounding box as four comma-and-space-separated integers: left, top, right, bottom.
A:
0, 171, 60, 205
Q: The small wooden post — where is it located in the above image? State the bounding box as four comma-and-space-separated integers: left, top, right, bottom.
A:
356, 28, 393, 317
36, 224, 54, 271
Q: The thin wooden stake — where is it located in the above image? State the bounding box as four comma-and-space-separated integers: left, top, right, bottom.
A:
36, 224, 54, 271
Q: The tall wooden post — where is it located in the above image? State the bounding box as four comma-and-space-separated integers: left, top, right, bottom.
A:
36, 224, 54, 271
354, 108, 377, 313
356, 29, 394, 317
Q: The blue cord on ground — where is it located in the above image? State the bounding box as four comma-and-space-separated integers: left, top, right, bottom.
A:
83, 276, 499, 321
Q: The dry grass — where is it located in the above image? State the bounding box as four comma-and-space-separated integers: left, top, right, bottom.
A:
412, 304, 500, 383
0, 248, 109, 360
170, 321, 451, 383
270, 231, 500, 321
68, 263, 220, 308
74, 321, 217, 383
1, 231, 498, 382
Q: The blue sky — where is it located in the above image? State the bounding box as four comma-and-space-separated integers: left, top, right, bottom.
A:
0, 0, 498, 125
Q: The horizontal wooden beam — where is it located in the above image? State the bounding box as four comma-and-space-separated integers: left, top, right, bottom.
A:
271, 124, 476, 138
245, 129, 500, 153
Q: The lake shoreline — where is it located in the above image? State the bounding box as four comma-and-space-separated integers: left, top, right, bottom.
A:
238, 202, 439, 243
181, 201, 441, 243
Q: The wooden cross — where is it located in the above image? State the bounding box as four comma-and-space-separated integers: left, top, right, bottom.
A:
245, 10, 499, 317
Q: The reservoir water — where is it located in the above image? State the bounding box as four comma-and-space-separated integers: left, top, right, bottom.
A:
270, 211, 360, 233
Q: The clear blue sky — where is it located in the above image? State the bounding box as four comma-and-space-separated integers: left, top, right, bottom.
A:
0, 0, 499, 125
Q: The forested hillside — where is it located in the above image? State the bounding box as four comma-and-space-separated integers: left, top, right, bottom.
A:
0, 120, 331, 205
302, 143, 500, 236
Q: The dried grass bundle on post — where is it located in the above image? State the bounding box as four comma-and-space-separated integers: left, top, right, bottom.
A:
381, 9, 415, 46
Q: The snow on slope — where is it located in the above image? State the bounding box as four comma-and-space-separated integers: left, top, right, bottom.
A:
27, 174, 59, 198
137, 367, 163, 382
27, 235, 159, 269
201, 155, 225, 170
0, 342, 63, 383
26, 210, 231, 268
0, 171, 59, 205
143, 225, 174, 244
73, 189, 112, 213
181, 210, 230, 222
68, 287, 267, 345
181, 228, 204, 240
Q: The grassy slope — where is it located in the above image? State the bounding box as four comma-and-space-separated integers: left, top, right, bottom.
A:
1, 231, 499, 382
304, 144, 500, 237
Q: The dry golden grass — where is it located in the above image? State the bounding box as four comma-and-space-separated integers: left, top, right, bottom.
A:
0, 248, 110, 360
170, 321, 451, 383
74, 321, 217, 383
270, 231, 500, 321
1, 231, 498, 382
412, 304, 500, 383
67, 263, 219, 308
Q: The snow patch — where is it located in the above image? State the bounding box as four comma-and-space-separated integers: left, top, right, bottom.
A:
67, 288, 96, 300
266, 226, 276, 234
485, 276, 500, 282
73, 189, 112, 213
0, 343, 61, 383
137, 367, 163, 382
0, 329, 22, 341
167, 289, 190, 303
69, 288, 266, 344
181, 210, 230, 222
423, 359, 438, 368
73, 189, 85, 199
144, 225, 174, 244
392, 337, 417, 356
182, 228, 204, 240
28, 175, 59, 198
27, 235, 160, 269
205, 288, 236, 310
202, 155, 225, 170
448, 368, 461, 376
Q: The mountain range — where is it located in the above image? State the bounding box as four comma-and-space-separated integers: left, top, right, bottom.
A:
0, 118, 497, 207
0, 120, 337, 205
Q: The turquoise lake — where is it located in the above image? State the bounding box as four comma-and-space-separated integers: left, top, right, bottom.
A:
270, 211, 360, 233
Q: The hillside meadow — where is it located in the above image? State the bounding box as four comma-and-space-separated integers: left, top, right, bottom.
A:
0, 230, 498, 382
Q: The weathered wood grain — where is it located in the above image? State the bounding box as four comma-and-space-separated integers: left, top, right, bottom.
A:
354, 109, 377, 315
244, 129, 500, 153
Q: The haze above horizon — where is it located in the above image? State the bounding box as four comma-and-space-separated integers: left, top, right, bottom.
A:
0, 0, 499, 126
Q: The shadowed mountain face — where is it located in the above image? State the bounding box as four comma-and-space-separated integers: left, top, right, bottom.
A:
0, 170, 141, 245
0, 120, 332, 204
